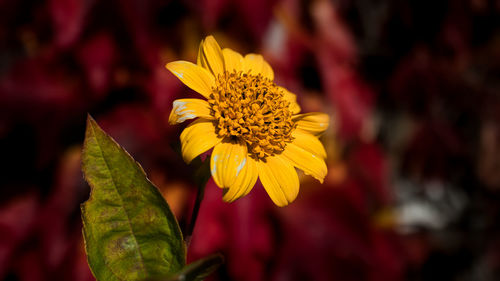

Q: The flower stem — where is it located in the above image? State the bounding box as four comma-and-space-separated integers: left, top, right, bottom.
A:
185, 158, 211, 247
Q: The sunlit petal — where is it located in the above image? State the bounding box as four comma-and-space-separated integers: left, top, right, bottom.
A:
166, 61, 215, 99
222, 155, 258, 202
242, 54, 274, 80
293, 113, 330, 136
257, 155, 299, 207
210, 139, 248, 188
169, 98, 213, 124
199, 36, 225, 77
292, 130, 327, 159
282, 140, 327, 183
222, 48, 243, 73
180, 119, 221, 164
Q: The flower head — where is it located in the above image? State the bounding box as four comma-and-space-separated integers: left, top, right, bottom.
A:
167, 36, 329, 206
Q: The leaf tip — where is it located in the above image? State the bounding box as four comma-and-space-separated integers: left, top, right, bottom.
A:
86, 113, 97, 129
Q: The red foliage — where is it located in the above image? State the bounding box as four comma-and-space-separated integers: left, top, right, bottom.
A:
1, 0, 499, 280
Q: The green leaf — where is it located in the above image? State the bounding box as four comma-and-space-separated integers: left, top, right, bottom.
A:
81, 115, 186, 281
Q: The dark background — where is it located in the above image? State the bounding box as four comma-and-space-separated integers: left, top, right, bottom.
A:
1, 0, 500, 280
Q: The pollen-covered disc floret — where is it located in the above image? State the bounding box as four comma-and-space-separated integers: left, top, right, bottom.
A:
208, 71, 296, 159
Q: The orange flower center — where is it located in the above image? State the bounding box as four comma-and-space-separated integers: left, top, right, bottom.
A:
208, 71, 295, 159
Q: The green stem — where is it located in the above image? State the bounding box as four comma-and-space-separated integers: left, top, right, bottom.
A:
185, 158, 211, 247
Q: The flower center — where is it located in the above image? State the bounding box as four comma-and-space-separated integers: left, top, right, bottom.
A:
208, 71, 295, 160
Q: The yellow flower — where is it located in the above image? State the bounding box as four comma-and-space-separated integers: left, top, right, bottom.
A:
166, 36, 329, 206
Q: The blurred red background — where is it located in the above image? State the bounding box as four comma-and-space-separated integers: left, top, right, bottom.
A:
1, 0, 500, 280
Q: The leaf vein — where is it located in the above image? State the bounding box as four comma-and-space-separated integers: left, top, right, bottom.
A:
90, 124, 147, 280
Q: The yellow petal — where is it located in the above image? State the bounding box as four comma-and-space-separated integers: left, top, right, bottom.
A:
196, 38, 204, 67
282, 139, 328, 183
180, 119, 221, 164
292, 130, 327, 159
242, 54, 274, 80
169, 99, 213, 124
199, 35, 225, 77
222, 48, 243, 73
210, 139, 248, 188
278, 86, 301, 114
166, 61, 215, 99
222, 155, 258, 202
293, 113, 329, 136
257, 155, 299, 207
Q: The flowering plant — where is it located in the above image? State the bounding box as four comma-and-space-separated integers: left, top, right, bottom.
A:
80, 35, 328, 281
